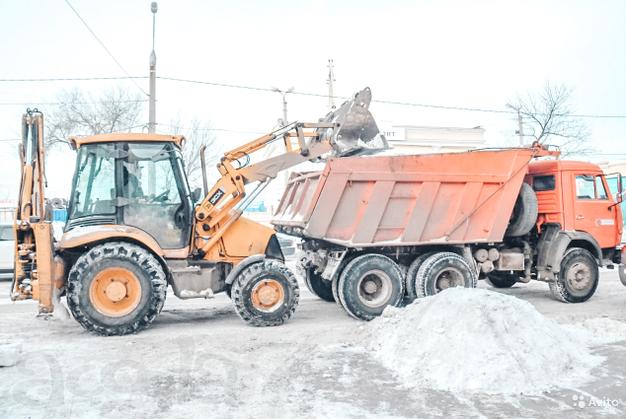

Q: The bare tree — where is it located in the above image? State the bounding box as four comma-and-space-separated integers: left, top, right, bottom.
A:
507, 82, 591, 156
166, 119, 220, 188
46, 87, 144, 147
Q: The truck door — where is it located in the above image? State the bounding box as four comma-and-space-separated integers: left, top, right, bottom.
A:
573, 174, 619, 248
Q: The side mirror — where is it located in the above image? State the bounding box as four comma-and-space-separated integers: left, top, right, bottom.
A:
191, 187, 202, 203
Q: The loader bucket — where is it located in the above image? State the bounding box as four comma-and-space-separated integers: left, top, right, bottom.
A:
319, 87, 388, 157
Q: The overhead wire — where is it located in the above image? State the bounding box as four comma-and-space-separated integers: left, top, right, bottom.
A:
1, 74, 626, 118
63, 0, 148, 96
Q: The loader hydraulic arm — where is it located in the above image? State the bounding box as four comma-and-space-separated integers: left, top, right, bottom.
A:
193, 122, 338, 255
192, 87, 385, 257
12, 109, 59, 314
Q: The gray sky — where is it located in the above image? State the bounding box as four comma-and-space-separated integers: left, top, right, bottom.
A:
1, 0, 625, 199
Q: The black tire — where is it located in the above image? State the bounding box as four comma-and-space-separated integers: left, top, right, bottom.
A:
405, 252, 437, 303
337, 254, 404, 321
66, 242, 167, 336
416, 252, 477, 297
304, 268, 335, 302
505, 183, 538, 237
485, 272, 519, 288
231, 259, 299, 326
549, 248, 599, 303
332, 273, 344, 310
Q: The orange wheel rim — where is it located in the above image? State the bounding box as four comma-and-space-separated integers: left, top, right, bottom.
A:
89, 267, 142, 317
250, 279, 285, 313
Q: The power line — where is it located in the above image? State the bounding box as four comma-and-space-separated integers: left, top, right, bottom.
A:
156, 76, 626, 119
63, 0, 148, 96
1, 73, 626, 119
157, 123, 265, 135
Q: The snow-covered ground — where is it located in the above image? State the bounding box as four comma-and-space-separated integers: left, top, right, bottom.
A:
1, 270, 626, 418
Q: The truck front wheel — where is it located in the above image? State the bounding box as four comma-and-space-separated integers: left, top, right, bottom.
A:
337, 254, 404, 320
549, 248, 599, 303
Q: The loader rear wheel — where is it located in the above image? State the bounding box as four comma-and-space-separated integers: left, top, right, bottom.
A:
337, 254, 403, 321
405, 252, 436, 303
66, 242, 167, 336
304, 268, 335, 302
415, 252, 477, 297
485, 272, 519, 288
549, 248, 598, 303
231, 259, 299, 326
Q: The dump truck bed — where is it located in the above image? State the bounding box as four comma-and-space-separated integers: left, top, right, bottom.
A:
272, 148, 539, 247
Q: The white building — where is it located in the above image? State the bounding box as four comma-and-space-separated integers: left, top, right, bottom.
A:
381, 124, 486, 154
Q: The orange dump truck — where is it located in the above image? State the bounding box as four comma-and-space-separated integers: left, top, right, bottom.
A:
272, 145, 625, 320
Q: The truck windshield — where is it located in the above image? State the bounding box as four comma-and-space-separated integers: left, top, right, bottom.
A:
69, 144, 116, 219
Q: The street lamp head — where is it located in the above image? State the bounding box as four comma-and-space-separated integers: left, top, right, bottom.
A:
151, 2, 158, 14
286, 87, 294, 94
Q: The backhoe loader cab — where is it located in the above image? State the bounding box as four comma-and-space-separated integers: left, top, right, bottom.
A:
13, 88, 384, 335
66, 137, 193, 250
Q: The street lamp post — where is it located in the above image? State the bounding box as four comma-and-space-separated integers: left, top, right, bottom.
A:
148, 2, 158, 134
272, 87, 294, 126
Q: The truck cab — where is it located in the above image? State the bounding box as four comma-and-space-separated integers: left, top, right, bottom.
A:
528, 160, 623, 264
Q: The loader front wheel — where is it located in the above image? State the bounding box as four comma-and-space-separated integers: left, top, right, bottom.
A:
66, 242, 167, 336
231, 259, 299, 326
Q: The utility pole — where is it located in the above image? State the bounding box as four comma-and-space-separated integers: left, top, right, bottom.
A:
272, 87, 294, 126
148, 2, 158, 197
327, 59, 336, 111
507, 104, 525, 146
516, 109, 524, 146
148, 2, 158, 134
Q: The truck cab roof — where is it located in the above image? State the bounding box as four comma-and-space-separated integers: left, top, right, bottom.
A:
528, 159, 602, 174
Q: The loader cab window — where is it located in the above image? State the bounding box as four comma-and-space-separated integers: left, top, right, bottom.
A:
121, 143, 191, 249
69, 144, 116, 219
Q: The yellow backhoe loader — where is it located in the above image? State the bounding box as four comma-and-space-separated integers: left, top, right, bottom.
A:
11, 89, 385, 335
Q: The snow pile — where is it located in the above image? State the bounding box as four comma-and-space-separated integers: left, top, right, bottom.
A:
365, 288, 603, 394
0, 342, 21, 367
565, 317, 626, 345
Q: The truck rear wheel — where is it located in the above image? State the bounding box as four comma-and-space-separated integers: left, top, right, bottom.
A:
415, 252, 477, 297
231, 259, 299, 326
66, 242, 167, 336
337, 254, 403, 320
405, 252, 436, 303
505, 183, 538, 237
303, 267, 335, 302
549, 248, 598, 303
485, 272, 519, 288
